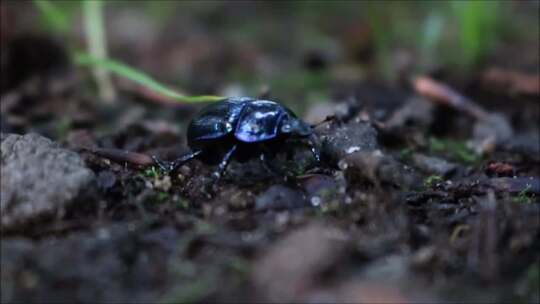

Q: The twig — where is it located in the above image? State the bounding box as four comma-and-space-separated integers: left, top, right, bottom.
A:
91, 147, 154, 167
482, 67, 540, 96
413, 76, 489, 120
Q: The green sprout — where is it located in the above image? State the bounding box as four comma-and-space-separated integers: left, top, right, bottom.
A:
75, 54, 225, 103
143, 166, 160, 178
33, 1, 224, 105
83, 0, 115, 102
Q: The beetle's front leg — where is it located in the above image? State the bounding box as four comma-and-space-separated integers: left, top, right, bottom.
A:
152, 150, 202, 173
151, 155, 174, 172
213, 145, 237, 180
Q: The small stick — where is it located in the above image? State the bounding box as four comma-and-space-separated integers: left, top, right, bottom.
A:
91, 147, 154, 167
413, 76, 489, 120
482, 68, 540, 96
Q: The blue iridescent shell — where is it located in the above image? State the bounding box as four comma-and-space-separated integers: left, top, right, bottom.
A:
187, 97, 305, 148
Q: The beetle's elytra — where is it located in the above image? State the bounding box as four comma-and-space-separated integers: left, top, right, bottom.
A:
153, 97, 320, 179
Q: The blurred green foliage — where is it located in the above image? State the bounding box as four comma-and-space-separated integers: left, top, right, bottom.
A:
33, 0, 78, 34
31, 0, 530, 70
451, 0, 502, 68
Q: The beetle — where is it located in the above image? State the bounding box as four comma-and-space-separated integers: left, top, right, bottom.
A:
153, 97, 321, 179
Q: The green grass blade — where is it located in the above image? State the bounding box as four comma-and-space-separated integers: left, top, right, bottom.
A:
33, 0, 70, 33
75, 53, 225, 103
83, 0, 115, 102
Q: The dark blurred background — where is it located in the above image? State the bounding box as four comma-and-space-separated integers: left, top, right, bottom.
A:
2, 0, 539, 115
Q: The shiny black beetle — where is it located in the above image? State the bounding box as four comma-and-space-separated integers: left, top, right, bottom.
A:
154, 97, 320, 178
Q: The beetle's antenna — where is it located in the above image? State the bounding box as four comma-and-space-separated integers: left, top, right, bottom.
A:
310, 115, 335, 129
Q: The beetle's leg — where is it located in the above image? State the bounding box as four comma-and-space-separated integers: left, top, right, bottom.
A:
171, 150, 202, 172
310, 146, 321, 163
308, 134, 321, 163
152, 150, 202, 173
213, 145, 237, 180
310, 115, 335, 129
151, 155, 174, 172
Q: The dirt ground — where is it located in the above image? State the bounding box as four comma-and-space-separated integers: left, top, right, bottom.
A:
1, 2, 539, 303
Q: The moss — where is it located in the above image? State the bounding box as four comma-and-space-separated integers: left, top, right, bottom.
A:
512, 184, 533, 204
399, 147, 415, 161
424, 175, 443, 189
156, 191, 169, 202
160, 278, 213, 304
429, 137, 480, 164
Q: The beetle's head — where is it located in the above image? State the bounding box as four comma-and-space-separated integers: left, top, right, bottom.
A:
280, 117, 312, 138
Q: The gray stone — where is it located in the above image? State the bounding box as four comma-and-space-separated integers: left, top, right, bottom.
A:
252, 223, 347, 302
255, 185, 307, 211
0, 225, 186, 303
473, 113, 513, 145
319, 121, 378, 163
471, 112, 514, 154
412, 153, 457, 177
1, 133, 95, 229
385, 96, 434, 129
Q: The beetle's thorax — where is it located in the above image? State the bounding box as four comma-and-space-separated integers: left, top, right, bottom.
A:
279, 116, 312, 138
234, 100, 286, 143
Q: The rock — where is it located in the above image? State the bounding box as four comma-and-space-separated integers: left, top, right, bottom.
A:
96, 170, 117, 190
504, 131, 540, 159
332, 278, 437, 303
1, 133, 95, 229
297, 174, 341, 207
471, 112, 513, 154
339, 150, 422, 190
252, 223, 348, 302
360, 254, 410, 282
307, 254, 437, 303
385, 96, 434, 129
0, 225, 187, 303
412, 153, 457, 177
485, 177, 540, 194
319, 121, 378, 164
255, 185, 307, 211
303, 102, 335, 125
